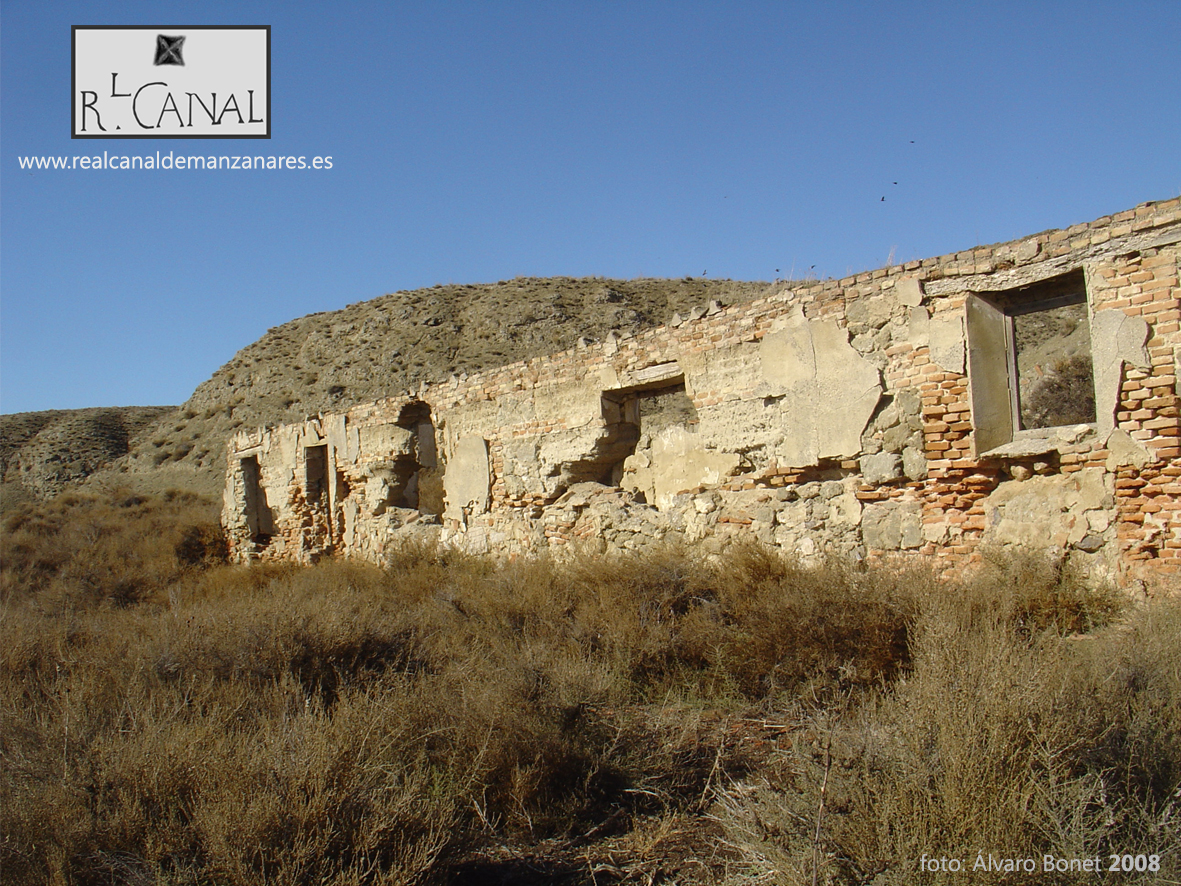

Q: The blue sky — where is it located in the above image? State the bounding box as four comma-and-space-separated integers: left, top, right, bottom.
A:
2, 1, 1179, 414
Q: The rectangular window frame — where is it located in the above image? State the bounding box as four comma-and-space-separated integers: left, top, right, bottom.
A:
966, 269, 1096, 456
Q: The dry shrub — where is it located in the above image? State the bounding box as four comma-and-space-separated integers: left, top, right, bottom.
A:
1, 550, 655, 882
0, 489, 225, 609
3, 562, 512, 884
718, 558, 1177, 885
3, 518, 1174, 885
3, 542, 819, 882
1022, 354, 1097, 430
935, 547, 1127, 637
559, 542, 919, 700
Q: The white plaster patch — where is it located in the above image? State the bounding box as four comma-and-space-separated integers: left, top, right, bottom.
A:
443, 436, 490, 522
896, 277, 924, 307
622, 425, 740, 509
929, 314, 965, 374
533, 381, 600, 428
758, 308, 881, 466
908, 307, 930, 347
1105, 428, 1152, 470
982, 468, 1109, 549
1091, 310, 1151, 436
359, 423, 413, 458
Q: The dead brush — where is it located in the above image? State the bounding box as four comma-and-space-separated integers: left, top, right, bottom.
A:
3, 515, 1175, 885
0, 488, 224, 609
2, 561, 537, 884
715, 559, 1177, 885
555, 542, 921, 701
939, 546, 1127, 638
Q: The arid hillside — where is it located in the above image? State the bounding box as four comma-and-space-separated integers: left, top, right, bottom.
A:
1, 276, 773, 501
0, 407, 174, 507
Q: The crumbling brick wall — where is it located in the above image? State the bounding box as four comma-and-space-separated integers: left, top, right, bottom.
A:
223, 199, 1181, 590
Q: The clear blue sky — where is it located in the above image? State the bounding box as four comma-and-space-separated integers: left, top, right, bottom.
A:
2, 1, 1179, 414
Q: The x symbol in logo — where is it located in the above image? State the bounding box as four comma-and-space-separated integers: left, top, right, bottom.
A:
154, 34, 185, 66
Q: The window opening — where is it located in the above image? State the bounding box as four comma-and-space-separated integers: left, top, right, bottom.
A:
305, 445, 329, 504
554, 395, 638, 487
966, 269, 1096, 454
240, 455, 273, 545
392, 400, 439, 512
599, 380, 698, 488
1011, 299, 1095, 430
636, 383, 698, 434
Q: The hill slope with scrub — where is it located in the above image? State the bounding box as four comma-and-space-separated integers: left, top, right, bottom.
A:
1, 277, 772, 502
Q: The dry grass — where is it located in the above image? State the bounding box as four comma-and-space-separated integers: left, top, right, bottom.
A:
0, 489, 224, 609
1, 495, 1177, 885
715, 555, 1178, 885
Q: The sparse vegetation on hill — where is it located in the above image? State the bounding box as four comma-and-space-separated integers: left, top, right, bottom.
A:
1, 277, 774, 501
0, 408, 174, 506
2, 493, 1177, 885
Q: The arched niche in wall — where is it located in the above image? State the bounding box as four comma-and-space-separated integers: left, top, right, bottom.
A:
394, 400, 442, 513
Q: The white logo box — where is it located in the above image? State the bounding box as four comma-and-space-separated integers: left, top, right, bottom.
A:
72, 26, 270, 138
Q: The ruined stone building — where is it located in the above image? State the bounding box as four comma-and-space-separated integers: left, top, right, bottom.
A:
223, 199, 1181, 589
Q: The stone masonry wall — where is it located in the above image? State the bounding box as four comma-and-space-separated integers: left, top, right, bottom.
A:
223, 199, 1181, 591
